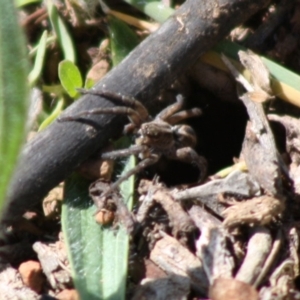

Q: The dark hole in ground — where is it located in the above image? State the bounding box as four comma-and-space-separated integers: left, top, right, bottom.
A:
146, 89, 249, 186
193, 89, 248, 174
294, 275, 300, 290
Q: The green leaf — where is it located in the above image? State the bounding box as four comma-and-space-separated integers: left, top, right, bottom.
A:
108, 15, 139, 66
62, 154, 135, 300
0, 1, 29, 213
101, 154, 135, 299
124, 0, 173, 23
28, 30, 48, 87
15, 0, 41, 7
62, 174, 102, 300
47, 0, 76, 62
38, 98, 64, 131
58, 60, 83, 98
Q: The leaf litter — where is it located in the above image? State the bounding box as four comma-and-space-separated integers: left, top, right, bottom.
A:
4, 1, 300, 299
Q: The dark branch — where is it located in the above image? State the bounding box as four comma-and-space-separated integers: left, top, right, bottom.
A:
4, 0, 270, 220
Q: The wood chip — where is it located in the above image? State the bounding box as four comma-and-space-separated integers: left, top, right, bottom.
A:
150, 233, 208, 294
209, 277, 259, 300
222, 196, 284, 228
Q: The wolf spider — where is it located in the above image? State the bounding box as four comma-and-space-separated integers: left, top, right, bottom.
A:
60, 89, 207, 197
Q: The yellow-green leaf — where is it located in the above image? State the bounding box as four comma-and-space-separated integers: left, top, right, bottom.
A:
28, 30, 48, 86
58, 60, 83, 98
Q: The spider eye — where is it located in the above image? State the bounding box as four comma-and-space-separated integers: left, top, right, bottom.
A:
147, 131, 160, 139
143, 125, 159, 137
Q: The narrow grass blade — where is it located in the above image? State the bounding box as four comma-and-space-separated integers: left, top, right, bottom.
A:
47, 0, 76, 63
38, 98, 64, 131
29, 35, 56, 58
28, 30, 48, 87
0, 1, 29, 214
202, 40, 300, 107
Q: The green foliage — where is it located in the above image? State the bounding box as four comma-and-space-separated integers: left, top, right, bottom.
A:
62, 155, 135, 300
61, 16, 140, 299
38, 98, 64, 131
58, 60, 83, 98
214, 40, 300, 92
0, 1, 29, 214
15, 0, 41, 7
124, 0, 174, 23
40, 59, 82, 131
47, 0, 76, 62
28, 30, 48, 87
108, 15, 140, 66
42, 84, 64, 96
84, 77, 95, 90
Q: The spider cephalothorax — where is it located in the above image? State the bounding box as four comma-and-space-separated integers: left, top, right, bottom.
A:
137, 122, 197, 151
59, 90, 207, 196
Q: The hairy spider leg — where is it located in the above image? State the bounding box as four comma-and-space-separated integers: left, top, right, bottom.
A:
156, 94, 184, 120
59, 106, 142, 125
77, 89, 149, 124
166, 108, 202, 125
67, 89, 151, 133
101, 145, 145, 159
101, 154, 160, 198
174, 147, 207, 182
